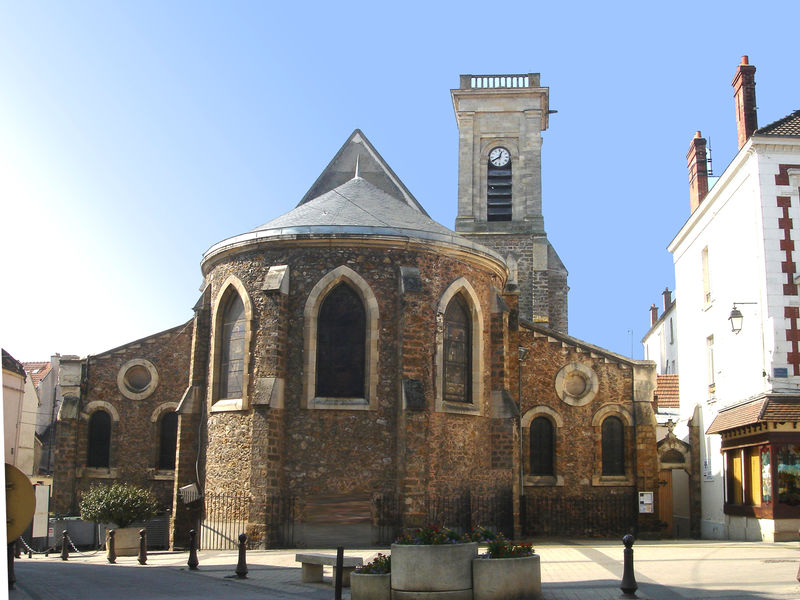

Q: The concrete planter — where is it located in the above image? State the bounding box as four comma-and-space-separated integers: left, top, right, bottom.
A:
391, 542, 477, 599
472, 554, 541, 600
350, 572, 391, 600
106, 527, 140, 557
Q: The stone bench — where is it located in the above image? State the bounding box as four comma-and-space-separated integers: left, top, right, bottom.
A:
295, 553, 363, 587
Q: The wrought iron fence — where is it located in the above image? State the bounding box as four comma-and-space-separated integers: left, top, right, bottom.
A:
523, 493, 636, 537
265, 493, 295, 548
201, 492, 249, 550
425, 488, 514, 537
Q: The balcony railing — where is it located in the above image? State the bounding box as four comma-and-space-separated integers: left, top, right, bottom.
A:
460, 73, 539, 89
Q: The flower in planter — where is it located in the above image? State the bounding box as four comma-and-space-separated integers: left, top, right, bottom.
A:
394, 525, 465, 545
483, 533, 534, 559
355, 552, 391, 574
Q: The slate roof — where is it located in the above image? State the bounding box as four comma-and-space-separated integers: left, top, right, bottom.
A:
203, 129, 505, 268
252, 177, 455, 237
706, 394, 800, 434
654, 374, 679, 409
755, 110, 800, 137
2, 349, 26, 378
23, 361, 51, 388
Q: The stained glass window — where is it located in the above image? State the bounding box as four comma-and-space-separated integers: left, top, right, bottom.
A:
316, 283, 366, 398
158, 412, 178, 470
87, 411, 111, 468
219, 294, 245, 399
443, 294, 471, 403
531, 417, 554, 476
601, 416, 625, 476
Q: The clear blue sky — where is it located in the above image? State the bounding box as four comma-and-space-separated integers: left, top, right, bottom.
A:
2, 1, 799, 362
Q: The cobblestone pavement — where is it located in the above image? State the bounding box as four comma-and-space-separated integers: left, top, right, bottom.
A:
9, 539, 800, 600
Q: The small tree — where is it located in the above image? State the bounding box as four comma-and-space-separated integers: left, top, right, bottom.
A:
79, 483, 159, 529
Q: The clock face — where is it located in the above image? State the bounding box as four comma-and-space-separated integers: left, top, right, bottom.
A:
489, 147, 510, 167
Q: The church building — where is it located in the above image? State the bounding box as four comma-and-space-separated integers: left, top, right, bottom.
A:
52, 73, 662, 548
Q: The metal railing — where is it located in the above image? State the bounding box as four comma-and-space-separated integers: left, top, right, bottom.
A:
461, 74, 538, 89
524, 493, 636, 537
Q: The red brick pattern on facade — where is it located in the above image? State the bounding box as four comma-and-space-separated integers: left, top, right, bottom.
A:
776, 165, 800, 375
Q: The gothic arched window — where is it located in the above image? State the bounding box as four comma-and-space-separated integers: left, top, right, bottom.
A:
87, 410, 111, 468
602, 416, 625, 476
530, 416, 555, 476
219, 293, 246, 400
443, 294, 472, 403
316, 283, 366, 398
158, 412, 178, 470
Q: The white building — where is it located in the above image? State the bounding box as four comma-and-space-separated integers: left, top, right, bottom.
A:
3, 349, 38, 476
643, 287, 679, 376
668, 56, 800, 542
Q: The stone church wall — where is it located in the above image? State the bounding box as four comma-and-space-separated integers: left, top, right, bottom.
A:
52, 323, 192, 515
516, 327, 660, 536
200, 242, 511, 541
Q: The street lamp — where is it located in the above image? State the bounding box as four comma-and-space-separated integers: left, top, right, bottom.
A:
729, 302, 757, 334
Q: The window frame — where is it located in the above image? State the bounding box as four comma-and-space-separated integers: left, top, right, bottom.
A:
210, 276, 254, 412
303, 266, 379, 411
435, 278, 484, 414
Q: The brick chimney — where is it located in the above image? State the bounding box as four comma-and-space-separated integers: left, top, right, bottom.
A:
650, 304, 659, 327
732, 55, 758, 149
687, 131, 709, 213
662, 287, 673, 312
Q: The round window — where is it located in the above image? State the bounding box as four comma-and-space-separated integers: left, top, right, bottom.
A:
564, 371, 588, 398
124, 365, 152, 393
555, 362, 598, 407
117, 359, 159, 400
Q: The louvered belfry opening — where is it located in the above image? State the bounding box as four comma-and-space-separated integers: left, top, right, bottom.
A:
487, 154, 512, 221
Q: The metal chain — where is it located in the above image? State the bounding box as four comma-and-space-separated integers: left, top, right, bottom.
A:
17, 536, 49, 555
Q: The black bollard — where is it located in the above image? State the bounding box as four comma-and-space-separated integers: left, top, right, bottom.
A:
187, 529, 199, 570
107, 529, 117, 564
235, 533, 248, 579
620, 534, 638, 598
138, 529, 147, 565
14, 539, 21, 559
60, 530, 70, 561
334, 546, 344, 600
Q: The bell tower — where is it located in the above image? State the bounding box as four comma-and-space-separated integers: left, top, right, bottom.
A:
452, 73, 568, 332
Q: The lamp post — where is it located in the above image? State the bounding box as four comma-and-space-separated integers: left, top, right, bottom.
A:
729, 302, 757, 334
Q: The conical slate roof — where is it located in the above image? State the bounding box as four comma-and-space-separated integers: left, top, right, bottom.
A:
252, 176, 454, 237
202, 130, 504, 269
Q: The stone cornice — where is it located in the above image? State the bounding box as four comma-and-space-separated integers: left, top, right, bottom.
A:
201, 232, 508, 281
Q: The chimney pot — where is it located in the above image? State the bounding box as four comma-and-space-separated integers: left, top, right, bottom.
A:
741, 55, 749, 65
650, 303, 659, 327
662, 288, 672, 312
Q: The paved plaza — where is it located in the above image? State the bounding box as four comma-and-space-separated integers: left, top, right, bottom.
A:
10, 539, 800, 599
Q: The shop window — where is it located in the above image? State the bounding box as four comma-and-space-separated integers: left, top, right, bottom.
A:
316, 283, 366, 398
443, 294, 472, 403
777, 445, 800, 506
746, 446, 761, 505
158, 412, 178, 470
601, 416, 625, 476
761, 447, 772, 503
87, 410, 111, 468
530, 417, 554, 476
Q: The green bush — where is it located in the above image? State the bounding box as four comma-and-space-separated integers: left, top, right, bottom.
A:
79, 483, 159, 529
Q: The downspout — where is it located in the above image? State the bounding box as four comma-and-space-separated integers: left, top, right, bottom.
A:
631, 363, 639, 537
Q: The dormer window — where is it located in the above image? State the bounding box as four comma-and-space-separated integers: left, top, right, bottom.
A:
487, 147, 512, 221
